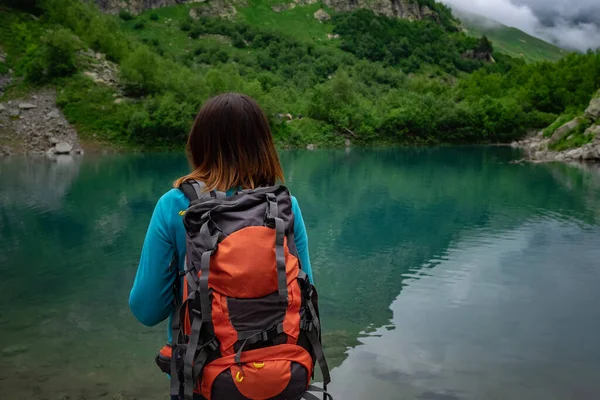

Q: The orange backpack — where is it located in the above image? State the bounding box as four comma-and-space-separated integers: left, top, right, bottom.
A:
155, 181, 332, 400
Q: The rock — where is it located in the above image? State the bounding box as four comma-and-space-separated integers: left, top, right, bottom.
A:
549, 117, 584, 145
584, 92, 600, 120
306, 144, 315, 151
554, 152, 566, 161
49, 137, 60, 145
323, 0, 438, 20
581, 143, 600, 160
327, 33, 340, 39
47, 109, 60, 119
54, 141, 73, 154
0, 104, 6, 113
114, 98, 124, 104
9, 109, 20, 118
0, 52, 6, 63
272, 3, 295, 12
84, 71, 99, 80
564, 148, 584, 160
345, 138, 351, 147
0, 146, 12, 157
313, 9, 331, 21
18, 103, 37, 110
585, 124, 600, 138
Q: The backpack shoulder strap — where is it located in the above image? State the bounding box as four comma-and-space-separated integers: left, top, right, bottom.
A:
180, 180, 228, 202
179, 180, 209, 202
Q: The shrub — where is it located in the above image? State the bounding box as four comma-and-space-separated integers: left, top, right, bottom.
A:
133, 20, 146, 30
179, 19, 192, 32
118, 9, 134, 21
119, 46, 164, 96
45, 28, 79, 77
150, 13, 159, 21
23, 28, 80, 83
128, 93, 195, 144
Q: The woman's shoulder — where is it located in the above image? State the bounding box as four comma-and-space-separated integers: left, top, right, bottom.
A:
155, 187, 189, 216
289, 194, 303, 216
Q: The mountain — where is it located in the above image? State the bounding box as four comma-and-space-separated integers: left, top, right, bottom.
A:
1, 0, 599, 155
453, 8, 567, 63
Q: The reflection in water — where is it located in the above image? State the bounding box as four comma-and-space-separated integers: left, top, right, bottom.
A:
0, 148, 599, 399
0, 155, 82, 210
329, 220, 600, 400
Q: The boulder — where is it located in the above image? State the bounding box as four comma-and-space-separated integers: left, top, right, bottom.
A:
584, 92, 600, 120
0, 146, 12, 157
549, 117, 583, 145
581, 144, 600, 160
272, 3, 295, 12
54, 141, 73, 154
564, 148, 584, 160
314, 9, 331, 21
585, 124, 600, 138
306, 144, 315, 151
47, 109, 60, 119
9, 108, 20, 118
18, 103, 37, 110
49, 137, 60, 145
0, 104, 6, 113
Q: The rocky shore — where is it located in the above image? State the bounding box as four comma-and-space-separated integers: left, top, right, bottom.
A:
0, 89, 83, 157
512, 91, 600, 163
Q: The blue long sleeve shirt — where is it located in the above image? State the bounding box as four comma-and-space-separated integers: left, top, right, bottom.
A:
129, 188, 313, 342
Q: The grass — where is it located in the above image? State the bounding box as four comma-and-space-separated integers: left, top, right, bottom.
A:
55, 74, 135, 143
237, 0, 335, 44
543, 113, 577, 138
459, 12, 568, 63
119, 6, 197, 60
549, 118, 593, 151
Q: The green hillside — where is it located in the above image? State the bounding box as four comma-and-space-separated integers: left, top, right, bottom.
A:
456, 9, 568, 63
1, 0, 599, 151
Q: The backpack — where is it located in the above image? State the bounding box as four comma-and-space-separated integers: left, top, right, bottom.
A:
155, 181, 332, 400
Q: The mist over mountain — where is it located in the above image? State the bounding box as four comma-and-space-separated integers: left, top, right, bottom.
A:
441, 0, 600, 52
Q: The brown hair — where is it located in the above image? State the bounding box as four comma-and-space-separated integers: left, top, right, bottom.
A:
174, 93, 284, 191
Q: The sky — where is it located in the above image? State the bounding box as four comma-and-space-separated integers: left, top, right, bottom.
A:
440, 0, 600, 52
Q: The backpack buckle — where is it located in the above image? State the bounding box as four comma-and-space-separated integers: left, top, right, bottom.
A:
204, 337, 219, 352
265, 212, 276, 228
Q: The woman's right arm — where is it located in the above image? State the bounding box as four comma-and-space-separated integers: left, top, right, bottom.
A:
129, 194, 178, 327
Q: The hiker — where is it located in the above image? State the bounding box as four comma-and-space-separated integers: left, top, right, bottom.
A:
129, 93, 331, 400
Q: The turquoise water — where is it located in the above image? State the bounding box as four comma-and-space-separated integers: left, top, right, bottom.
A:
1, 147, 600, 400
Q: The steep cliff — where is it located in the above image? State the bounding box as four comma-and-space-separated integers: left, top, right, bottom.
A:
322, 0, 438, 21
93, 0, 446, 22
93, 0, 187, 14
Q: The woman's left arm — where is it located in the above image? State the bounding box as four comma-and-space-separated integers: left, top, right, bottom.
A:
129, 194, 178, 327
291, 196, 314, 284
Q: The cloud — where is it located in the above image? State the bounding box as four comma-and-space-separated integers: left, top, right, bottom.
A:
440, 0, 600, 52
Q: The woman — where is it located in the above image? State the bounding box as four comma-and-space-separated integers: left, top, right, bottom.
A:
129, 93, 314, 399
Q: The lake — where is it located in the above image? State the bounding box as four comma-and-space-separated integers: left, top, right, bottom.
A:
1, 147, 600, 400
